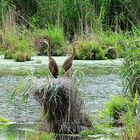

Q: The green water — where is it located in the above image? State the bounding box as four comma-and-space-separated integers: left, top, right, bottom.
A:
0, 56, 123, 140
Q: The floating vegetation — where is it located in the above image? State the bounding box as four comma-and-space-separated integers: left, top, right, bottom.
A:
0, 116, 11, 129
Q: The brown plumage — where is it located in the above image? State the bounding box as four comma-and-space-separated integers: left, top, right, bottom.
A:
41, 39, 58, 78
62, 45, 76, 73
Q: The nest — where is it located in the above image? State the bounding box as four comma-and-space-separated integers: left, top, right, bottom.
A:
30, 77, 92, 134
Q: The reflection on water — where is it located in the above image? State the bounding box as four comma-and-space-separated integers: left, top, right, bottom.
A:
55, 135, 81, 140
0, 124, 121, 140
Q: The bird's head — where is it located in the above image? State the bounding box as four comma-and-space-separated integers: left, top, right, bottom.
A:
40, 38, 50, 46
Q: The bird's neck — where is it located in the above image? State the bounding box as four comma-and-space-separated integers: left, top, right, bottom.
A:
48, 45, 52, 60
71, 45, 76, 59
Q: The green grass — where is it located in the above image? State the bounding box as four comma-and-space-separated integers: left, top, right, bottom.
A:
74, 32, 124, 60
32, 25, 65, 56
1, 28, 35, 61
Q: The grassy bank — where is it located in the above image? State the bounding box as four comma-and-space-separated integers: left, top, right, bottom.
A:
0, 0, 140, 61
0, 25, 138, 61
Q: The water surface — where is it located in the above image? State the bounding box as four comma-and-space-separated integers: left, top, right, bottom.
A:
0, 57, 123, 139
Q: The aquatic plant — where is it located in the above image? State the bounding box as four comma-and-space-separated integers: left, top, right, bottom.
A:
118, 28, 140, 139
121, 45, 140, 97
73, 32, 122, 60
35, 77, 92, 134
0, 116, 10, 129
121, 92, 140, 139
100, 96, 132, 127
0, 116, 10, 123
96, 92, 140, 139
11, 68, 91, 134
80, 124, 108, 137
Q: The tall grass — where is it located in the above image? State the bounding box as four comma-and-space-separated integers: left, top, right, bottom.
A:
2, 0, 140, 37
0, 8, 35, 61
120, 29, 140, 97
120, 28, 140, 139
1, 1, 139, 50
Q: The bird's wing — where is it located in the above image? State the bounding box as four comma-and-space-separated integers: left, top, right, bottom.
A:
62, 57, 72, 72
49, 59, 59, 78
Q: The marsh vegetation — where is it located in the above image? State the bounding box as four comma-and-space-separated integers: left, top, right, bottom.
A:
0, 0, 140, 140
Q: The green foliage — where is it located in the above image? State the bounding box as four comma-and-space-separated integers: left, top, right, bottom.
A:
121, 93, 140, 139
35, 0, 94, 36
97, 94, 139, 139
72, 69, 85, 85
81, 94, 136, 138
1, 29, 35, 61
105, 47, 117, 59
1, 0, 140, 36
75, 40, 105, 60
104, 96, 131, 117
98, 95, 133, 127
33, 25, 65, 56
10, 76, 34, 103
118, 28, 140, 139
47, 25, 65, 55
121, 106, 134, 139
74, 32, 121, 60
0, 116, 10, 129
0, 116, 10, 123
121, 30, 140, 96
80, 125, 108, 136
34, 68, 50, 78
0, 0, 9, 27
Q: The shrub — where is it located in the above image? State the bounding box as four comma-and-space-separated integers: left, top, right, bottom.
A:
32, 25, 65, 56
75, 40, 105, 60
104, 96, 132, 126
0, 116, 10, 129
73, 32, 125, 60
1, 30, 34, 61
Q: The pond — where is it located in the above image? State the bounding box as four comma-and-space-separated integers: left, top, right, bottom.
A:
0, 56, 123, 140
